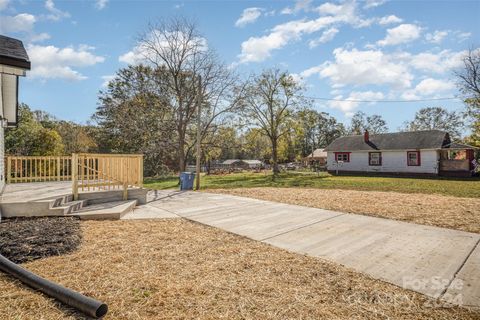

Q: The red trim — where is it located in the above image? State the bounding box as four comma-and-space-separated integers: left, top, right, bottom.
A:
466, 149, 474, 170
334, 152, 350, 162
407, 151, 421, 166
369, 152, 382, 166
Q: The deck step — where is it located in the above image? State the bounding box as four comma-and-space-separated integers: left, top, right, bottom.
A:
71, 200, 137, 220
49, 200, 88, 215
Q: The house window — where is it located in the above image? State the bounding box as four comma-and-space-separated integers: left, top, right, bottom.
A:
407, 151, 421, 166
335, 152, 350, 162
369, 152, 382, 166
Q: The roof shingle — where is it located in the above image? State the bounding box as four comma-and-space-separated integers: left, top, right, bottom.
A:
0, 35, 31, 70
324, 130, 450, 151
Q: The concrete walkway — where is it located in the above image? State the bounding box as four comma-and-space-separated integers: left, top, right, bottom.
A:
125, 190, 480, 308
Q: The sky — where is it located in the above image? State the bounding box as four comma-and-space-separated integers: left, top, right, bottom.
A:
0, 0, 479, 131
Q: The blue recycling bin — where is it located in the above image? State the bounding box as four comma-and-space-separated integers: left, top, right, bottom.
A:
180, 172, 195, 190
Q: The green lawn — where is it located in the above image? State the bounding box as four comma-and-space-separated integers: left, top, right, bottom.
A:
144, 171, 480, 198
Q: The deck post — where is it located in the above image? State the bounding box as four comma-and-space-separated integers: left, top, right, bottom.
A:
139, 155, 143, 187
72, 153, 78, 200
6, 157, 11, 184
56, 157, 61, 181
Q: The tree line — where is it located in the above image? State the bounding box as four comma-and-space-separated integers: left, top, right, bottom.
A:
5, 18, 479, 177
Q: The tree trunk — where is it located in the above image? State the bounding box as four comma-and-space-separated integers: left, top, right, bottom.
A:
271, 138, 280, 175
178, 133, 186, 173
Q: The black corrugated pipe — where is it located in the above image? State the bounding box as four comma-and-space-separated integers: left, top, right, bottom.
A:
0, 254, 108, 318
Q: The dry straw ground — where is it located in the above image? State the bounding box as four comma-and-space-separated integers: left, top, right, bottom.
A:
0, 219, 478, 319
211, 188, 480, 234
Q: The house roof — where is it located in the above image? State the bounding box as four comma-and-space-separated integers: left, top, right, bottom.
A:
222, 159, 241, 165
305, 148, 327, 158
324, 130, 450, 152
222, 159, 263, 165
0, 35, 31, 70
243, 160, 263, 165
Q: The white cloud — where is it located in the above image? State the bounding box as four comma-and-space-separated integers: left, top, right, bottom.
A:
101, 75, 115, 87
0, 13, 36, 33
119, 49, 140, 65
235, 7, 263, 27
238, 1, 370, 63
377, 24, 421, 46
281, 0, 312, 15
425, 30, 448, 44
44, 0, 70, 21
0, 0, 9, 11
363, 0, 386, 9
303, 47, 413, 89
95, 0, 108, 10
378, 15, 402, 25
309, 27, 339, 48
408, 50, 465, 73
30, 32, 51, 42
455, 31, 471, 42
328, 91, 384, 115
27, 44, 104, 80
401, 78, 455, 100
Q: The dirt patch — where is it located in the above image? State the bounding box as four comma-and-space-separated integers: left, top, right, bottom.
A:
0, 219, 477, 319
211, 188, 480, 234
0, 217, 82, 263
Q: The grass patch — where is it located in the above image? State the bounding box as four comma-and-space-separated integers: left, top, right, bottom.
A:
145, 171, 480, 198
0, 219, 477, 319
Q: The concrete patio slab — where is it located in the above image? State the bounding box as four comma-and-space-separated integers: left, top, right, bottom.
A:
264, 213, 480, 298
444, 240, 480, 307
146, 190, 480, 307
122, 204, 178, 220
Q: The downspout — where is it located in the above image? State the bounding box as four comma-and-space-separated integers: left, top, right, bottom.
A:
0, 254, 108, 318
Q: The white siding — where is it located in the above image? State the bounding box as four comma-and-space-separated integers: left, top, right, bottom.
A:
0, 74, 4, 194
327, 150, 439, 174
0, 125, 4, 193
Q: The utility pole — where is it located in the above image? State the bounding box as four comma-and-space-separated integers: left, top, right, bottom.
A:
195, 75, 202, 190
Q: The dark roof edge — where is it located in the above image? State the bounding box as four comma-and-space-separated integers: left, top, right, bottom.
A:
0, 55, 31, 70
443, 142, 480, 150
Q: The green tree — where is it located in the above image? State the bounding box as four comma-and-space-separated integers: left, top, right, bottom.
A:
5, 104, 64, 156
295, 109, 345, 157
401, 107, 464, 139
95, 65, 178, 176
349, 111, 388, 134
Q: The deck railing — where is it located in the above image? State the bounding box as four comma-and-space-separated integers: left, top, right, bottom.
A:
6, 156, 72, 183
72, 153, 143, 200
5, 154, 144, 200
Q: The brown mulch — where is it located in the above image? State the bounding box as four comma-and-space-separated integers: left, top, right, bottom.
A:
0, 219, 478, 319
211, 188, 480, 234
0, 217, 82, 263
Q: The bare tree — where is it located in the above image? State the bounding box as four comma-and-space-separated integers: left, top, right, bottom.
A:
138, 17, 241, 172
242, 69, 306, 175
456, 47, 480, 100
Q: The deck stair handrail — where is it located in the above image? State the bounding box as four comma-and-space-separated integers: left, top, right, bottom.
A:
72, 153, 143, 200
